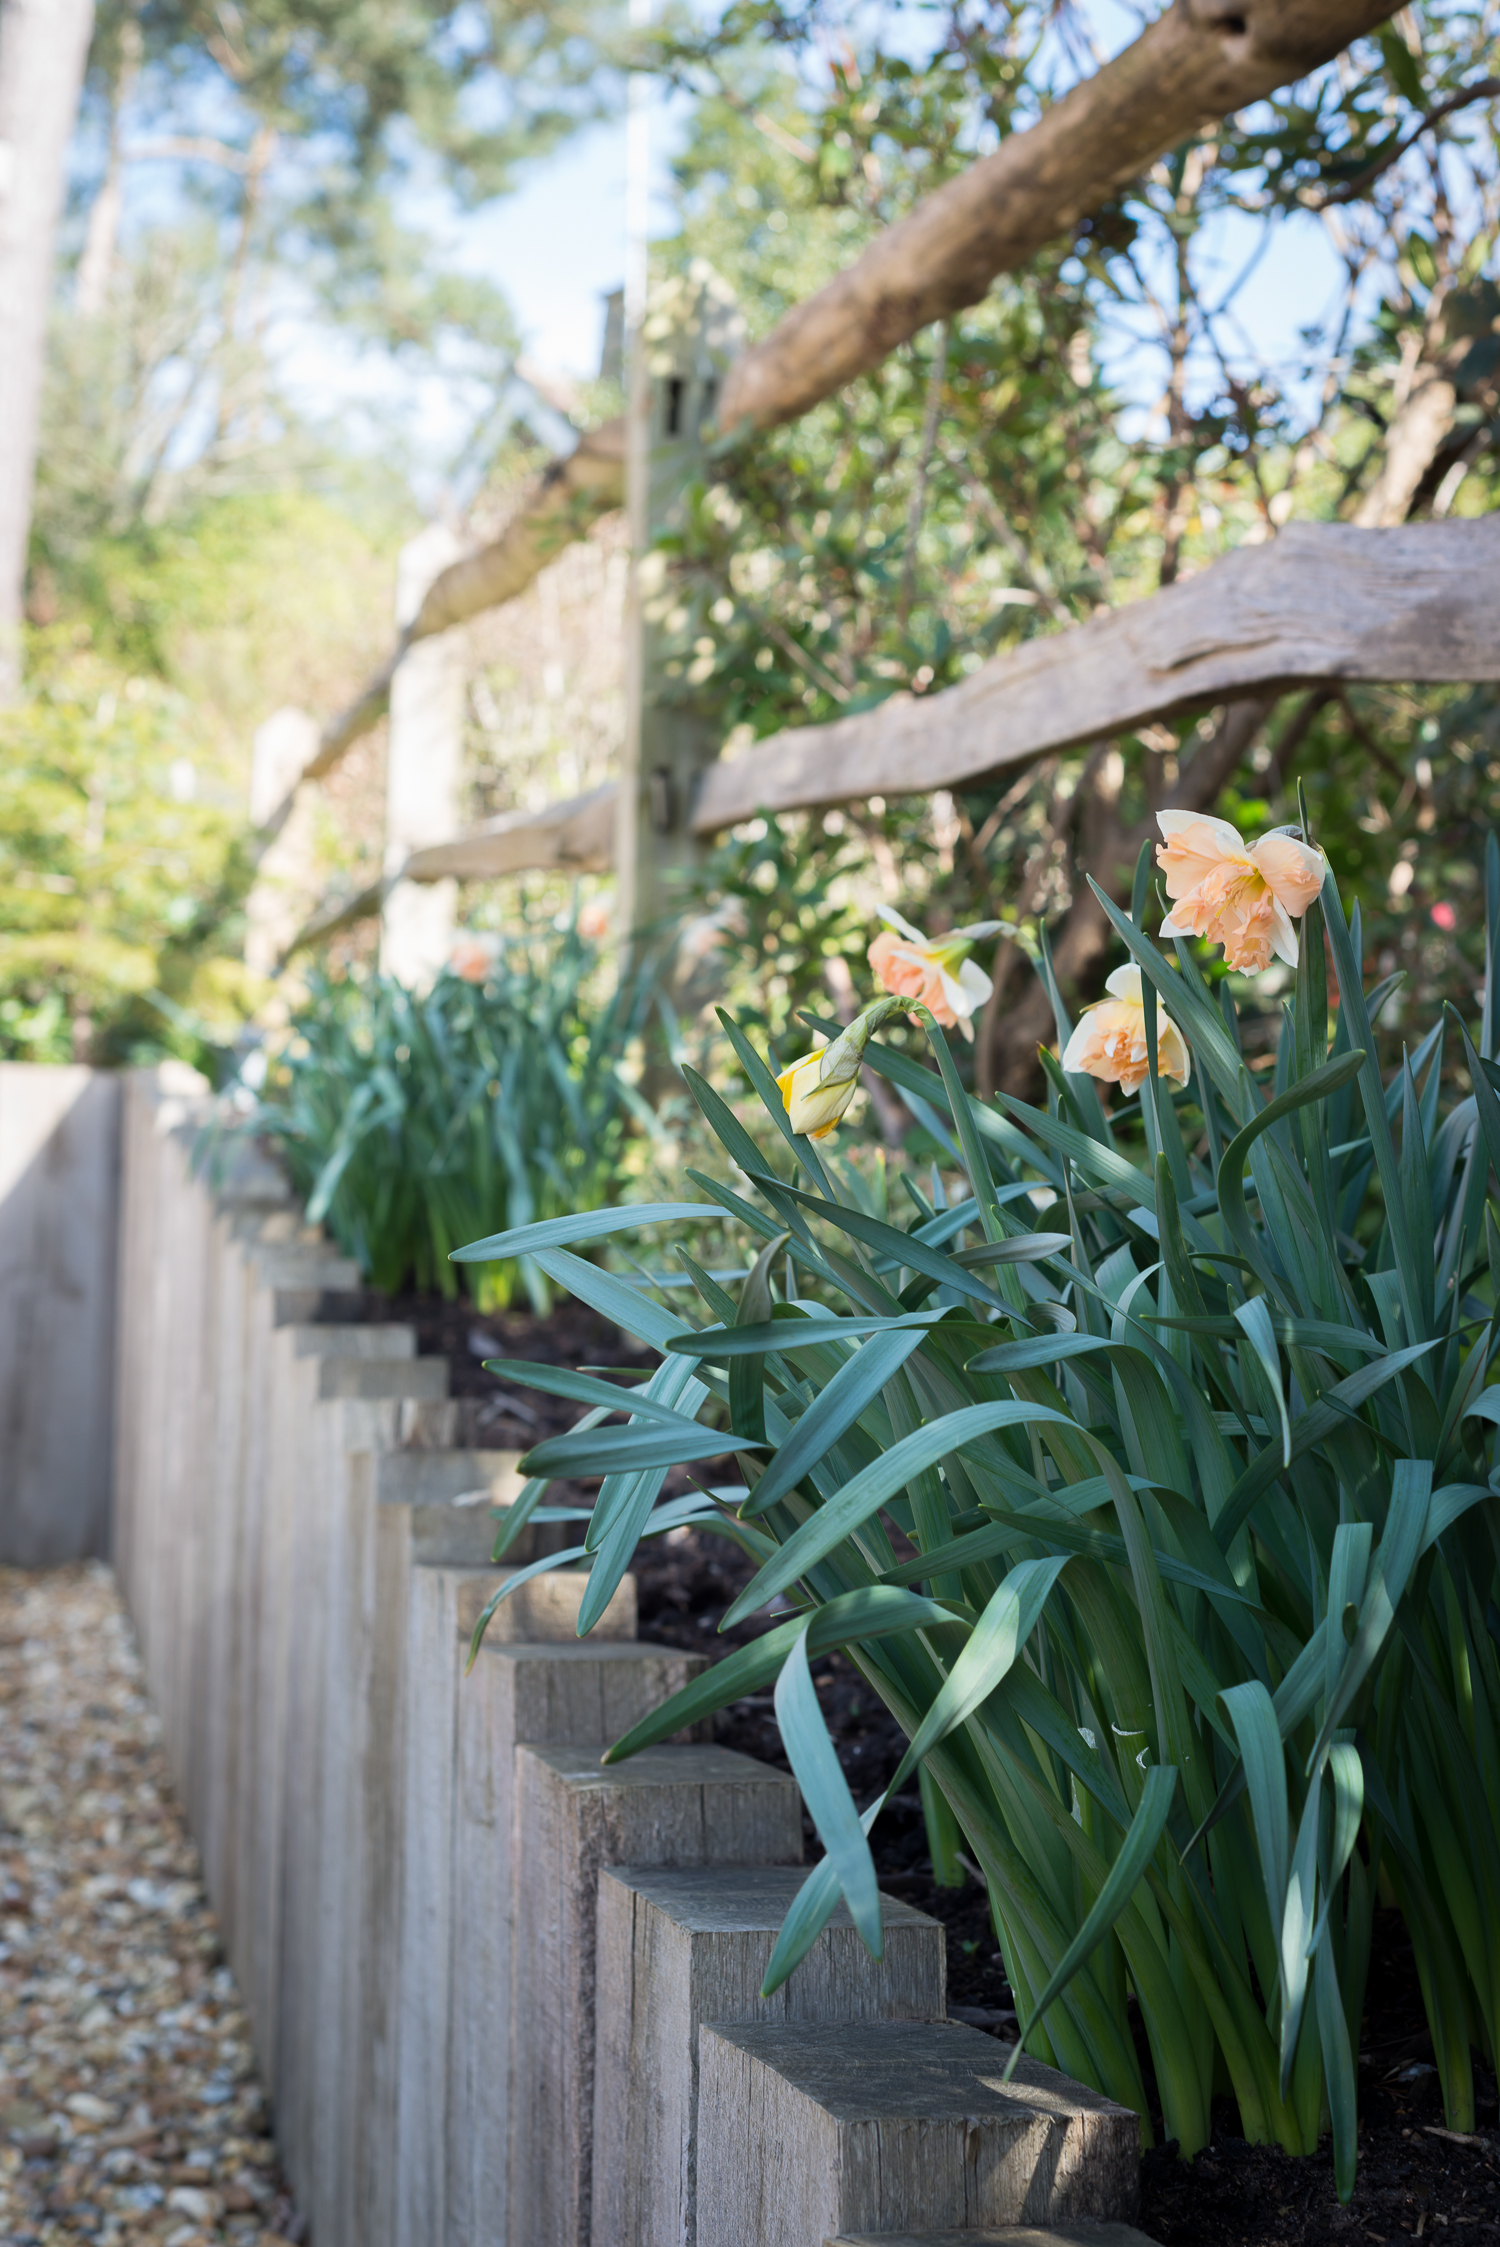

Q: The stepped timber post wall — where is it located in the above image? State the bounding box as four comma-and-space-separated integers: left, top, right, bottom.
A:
111, 1063, 1146, 2247
0, 1061, 121, 1564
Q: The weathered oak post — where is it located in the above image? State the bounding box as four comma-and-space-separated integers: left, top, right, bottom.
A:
616, 264, 743, 949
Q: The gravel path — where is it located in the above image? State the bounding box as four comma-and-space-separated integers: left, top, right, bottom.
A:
0, 1565, 303, 2247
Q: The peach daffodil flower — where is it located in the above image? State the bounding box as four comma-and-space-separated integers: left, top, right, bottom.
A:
867, 908, 1004, 1042
448, 932, 500, 983
1061, 966, 1190, 1098
1156, 811, 1325, 974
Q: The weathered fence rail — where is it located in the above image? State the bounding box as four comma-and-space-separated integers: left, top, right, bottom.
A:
110, 1063, 1150, 2247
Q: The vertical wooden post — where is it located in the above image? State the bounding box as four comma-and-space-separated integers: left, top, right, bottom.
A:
382, 522, 468, 987
245, 707, 321, 978
616, 264, 744, 948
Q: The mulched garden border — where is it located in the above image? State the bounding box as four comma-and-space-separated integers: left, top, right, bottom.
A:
395, 1290, 1500, 2246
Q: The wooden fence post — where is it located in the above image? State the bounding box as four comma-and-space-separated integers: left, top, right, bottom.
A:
616, 264, 744, 951
383, 523, 468, 986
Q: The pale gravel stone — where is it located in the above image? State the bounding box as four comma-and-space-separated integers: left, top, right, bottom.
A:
0, 1564, 304, 2247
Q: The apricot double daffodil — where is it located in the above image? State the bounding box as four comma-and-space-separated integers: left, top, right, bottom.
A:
1061, 965, 1191, 1097
1156, 811, 1325, 974
867, 908, 1003, 1041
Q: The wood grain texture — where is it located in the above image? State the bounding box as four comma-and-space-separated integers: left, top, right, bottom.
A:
717, 0, 1402, 432
509, 1746, 803, 2247
692, 515, 1500, 831
403, 781, 617, 881
0, 1066, 120, 1562
592, 1865, 946, 2247
827, 2229, 1159, 2247
446, 1645, 712, 2247
694, 2019, 1139, 2247
452, 1566, 636, 1642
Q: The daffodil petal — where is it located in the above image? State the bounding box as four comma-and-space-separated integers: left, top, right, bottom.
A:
1251, 833, 1326, 918
1157, 809, 1246, 856
878, 905, 930, 947
1105, 964, 1144, 1003
1269, 897, 1300, 970
955, 957, 993, 1009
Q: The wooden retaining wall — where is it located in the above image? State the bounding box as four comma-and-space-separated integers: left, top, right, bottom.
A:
112, 1065, 1147, 2247
0, 1060, 122, 1563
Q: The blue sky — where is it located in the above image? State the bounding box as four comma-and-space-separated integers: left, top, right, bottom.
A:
134, 0, 1386, 481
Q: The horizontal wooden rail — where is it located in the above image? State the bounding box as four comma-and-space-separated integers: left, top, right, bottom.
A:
691, 516, 1500, 831
402, 783, 616, 882
279, 513, 1499, 949
260, 3, 1416, 819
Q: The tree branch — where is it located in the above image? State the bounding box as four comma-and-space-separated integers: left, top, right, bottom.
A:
716, 0, 1407, 434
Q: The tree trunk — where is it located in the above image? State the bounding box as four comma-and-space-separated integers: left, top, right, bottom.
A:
0, 0, 95, 699
74, 11, 140, 319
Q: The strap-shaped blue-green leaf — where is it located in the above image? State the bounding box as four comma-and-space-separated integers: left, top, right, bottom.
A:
1213, 1338, 1440, 1551
1325, 1522, 1373, 1703
887, 1557, 1070, 1798
906, 1001, 1009, 1243
1316, 1918, 1359, 2204
666, 1308, 954, 1358
968, 1333, 1116, 1375
743, 1175, 1010, 1307
465, 1543, 587, 1668
450, 1201, 714, 1263
1146, 1313, 1386, 1358
774, 1624, 882, 1954
723, 1398, 1077, 1624
1278, 1775, 1322, 2094
999, 1762, 1179, 2083
1303, 1457, 1431, 1776
759, 1797, 885, 1997
484, 1360, 713, 1430
1220, 1680, 1289, 1937
1234, 1299, 1292, 1468
738, 1324, 930, 1520
729, 1230, 789, 1446
952, 1234, 1074, 1268
493, 1471, 559, 1560
1216, 1049, 1366, 1304
1321, 865, 1426, 1343
1308, 1737, 1365, 1958
521, 1417, 751, 1478
603, 1586, 954, 1764
530, 1247, 703, 1356
1421, 1480, 1491, 1554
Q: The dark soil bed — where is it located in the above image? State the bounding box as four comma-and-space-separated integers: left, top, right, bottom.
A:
400, 1291, 1500, 2245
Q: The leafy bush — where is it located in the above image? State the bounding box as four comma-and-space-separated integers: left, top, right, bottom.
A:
0, 658, 256, 1067
460, 846, 1500, 2192
243, 920, 659, 1310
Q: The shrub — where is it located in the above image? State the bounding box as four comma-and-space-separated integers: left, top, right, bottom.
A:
458, 836, 1500, 2193
242, 918, 660, 1310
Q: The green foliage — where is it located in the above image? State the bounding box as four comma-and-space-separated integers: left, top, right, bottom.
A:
647, 8, 1499, 1083
239, 917, 662, 1310
460, 847, 1500, 2184
0, 657, 256, 1067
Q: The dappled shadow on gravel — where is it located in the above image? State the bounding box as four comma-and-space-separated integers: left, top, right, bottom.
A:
0, 1565, 304, 2247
